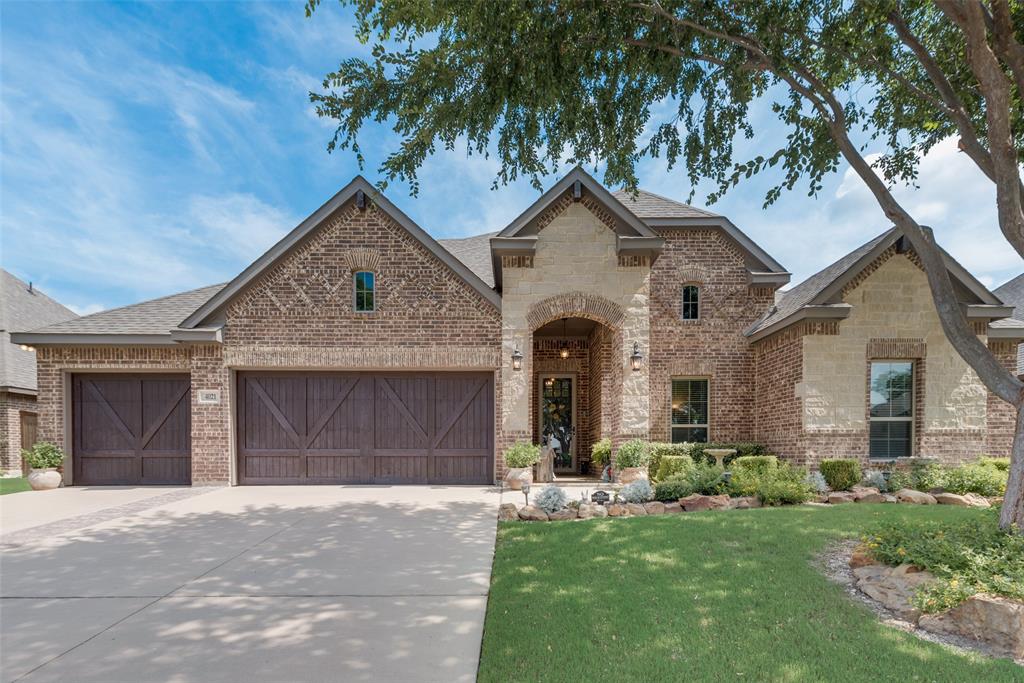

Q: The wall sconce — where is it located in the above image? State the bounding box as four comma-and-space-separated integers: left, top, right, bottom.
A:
630, 342, 643, 372
511, 347, 523, 371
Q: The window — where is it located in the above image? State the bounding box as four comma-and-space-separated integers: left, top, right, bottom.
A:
354, 271, 375, 312
671, 378, 708, 443
869, 361, 914, 459
681, 285, 700, 320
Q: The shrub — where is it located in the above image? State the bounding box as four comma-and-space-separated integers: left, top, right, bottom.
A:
864, 510, 1024, 612
689, 463, 728, 495
503, 441, 541, 469
885, 469, 912, 492
978, 456, 1010, 472
22, 442, 64, 469
655, 455, 695, 482
906, 457, 945, 491
615, 439, 651, 469
942, 463, 1007, 497
731, 455, 778, 475
727, 465, 762, 497
819, 459, 861, 491
620, 479, 654, 503
805, 470, 828, 494
755, 466, 814, 506
534, 486, 569, 514
653, 475, 695, 501
590, 438, 612, 468
648, 442, 691, 480
861, 469, 888, 492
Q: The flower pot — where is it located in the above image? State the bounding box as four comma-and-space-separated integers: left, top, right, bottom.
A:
27, 468, 62, 491
504, 467, 534, 490
617, 467, 648, 484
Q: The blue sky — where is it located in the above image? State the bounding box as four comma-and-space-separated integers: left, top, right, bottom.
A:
2, 1, 1019, 315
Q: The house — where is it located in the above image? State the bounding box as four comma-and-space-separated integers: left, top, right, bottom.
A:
994, 273, 1024, 377
1, 270, 77, 475
11, 168, 1022, 486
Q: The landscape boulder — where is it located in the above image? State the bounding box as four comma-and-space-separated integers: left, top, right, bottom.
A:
852, 563, 935, 622
643, 501, 666, 515
518, 505, 549, 522
731, 496, 762, 509
855, 492, 887, 504
896, 489, 937, 505
663, 502, 683, 513
498, 503, 520, 521
828, 492, 856, 505
607, 503, 628, 517
679, 494, 731, 512
548, 508, 577, 521
933, 492, 971, 506
626, 503, 648, 516
918, 595, 1024, 659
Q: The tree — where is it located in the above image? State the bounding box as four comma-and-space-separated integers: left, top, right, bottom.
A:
306, 0, 1024, 531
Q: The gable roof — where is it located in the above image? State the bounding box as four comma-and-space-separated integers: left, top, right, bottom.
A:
13, 284, 225, 346
438, 232, 497, 288
746, 227, 1008, 341
182, 176, 500, 328
993, 273, 1024, 374
2, 270, 77, 392
610, 189, 720, 219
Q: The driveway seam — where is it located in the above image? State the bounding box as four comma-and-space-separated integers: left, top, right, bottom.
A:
11, 515, 305, 682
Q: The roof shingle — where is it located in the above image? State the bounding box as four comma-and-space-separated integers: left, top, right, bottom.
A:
2, 270, 77, 391
438, 232, 497, 288
611, 189, 720, 219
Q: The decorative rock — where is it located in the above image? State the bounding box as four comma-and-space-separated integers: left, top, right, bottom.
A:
518, 505, 549, 522
643, 501, 666, 515
851, 485, 880, 499
577, 503, 595, 519
548, 508, 577, 521
849, 544, 877, 569
626, 503, 648, 516
607, 503, 628, 517
963, 493, 991, 508
918, 595, 1024, 659
679, 494, 731, 512
896, 488, 937, 505
853, 563, 935, 622
590, 504, 609, 518
855, 492, 887, 504
933, 492, 971, 506
828, 492, 856, 504
498, 503, 519, 521
663, 502, 682, 513
883, 494, 898, 503
731, 496, 762, 509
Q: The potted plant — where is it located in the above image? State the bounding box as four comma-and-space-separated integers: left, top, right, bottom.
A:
615, 439, 651, 483
503, 441, 541, 490
590, 437, 612, 481
22, 442, 65, 491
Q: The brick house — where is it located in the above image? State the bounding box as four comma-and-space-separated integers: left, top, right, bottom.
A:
11, 168, 1023, 486
1, 270, 77, 475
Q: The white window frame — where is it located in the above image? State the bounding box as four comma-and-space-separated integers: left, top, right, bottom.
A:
681, 284, 701, 321
670, 377, 710, 443
353, 271, 376, 313
868, 360, 914, 460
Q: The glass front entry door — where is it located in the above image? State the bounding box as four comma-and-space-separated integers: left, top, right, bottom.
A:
540, 375, 575, 472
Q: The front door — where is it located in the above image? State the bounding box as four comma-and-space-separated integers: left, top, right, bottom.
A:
539, 374, 575, 472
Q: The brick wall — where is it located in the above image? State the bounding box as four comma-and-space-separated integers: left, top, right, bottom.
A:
752, 328, 805, 461
987, 340, 1018, 457
0, 391, 36, 474
649, 229, 775, 443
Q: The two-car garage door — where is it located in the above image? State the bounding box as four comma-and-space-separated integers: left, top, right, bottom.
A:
71, 371, 494, 486
236, 372, 493, 485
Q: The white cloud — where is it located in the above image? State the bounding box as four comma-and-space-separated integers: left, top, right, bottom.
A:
188, 193, 296, 262
68, 303, 105, 316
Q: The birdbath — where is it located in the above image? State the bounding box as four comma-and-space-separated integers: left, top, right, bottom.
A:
705, 448, 737, 468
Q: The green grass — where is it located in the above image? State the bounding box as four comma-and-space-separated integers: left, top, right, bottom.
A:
479, 505, 1022, 682
0, 477, 31, 495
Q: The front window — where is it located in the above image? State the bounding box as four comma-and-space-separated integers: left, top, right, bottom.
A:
682, 285, 700, 320
869, 361, 914, 459
671, 378, 708, 442
354, 271, 375, 312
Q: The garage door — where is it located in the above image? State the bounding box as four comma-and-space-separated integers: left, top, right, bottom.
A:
237, 372, 493, 485
72, 374, 191, 485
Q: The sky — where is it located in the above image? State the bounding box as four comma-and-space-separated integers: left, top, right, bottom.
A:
1, 1, 1020, 316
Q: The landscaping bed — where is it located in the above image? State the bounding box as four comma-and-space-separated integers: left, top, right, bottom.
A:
479, 505, 1023, 682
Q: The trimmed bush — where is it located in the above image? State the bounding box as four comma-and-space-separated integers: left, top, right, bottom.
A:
731, 455, 778, 475
755, 465, 814, 506
620, 479, 654, 503
653, 475, 695, 501
504, 441, 541, 469
22, 442, 64, 469
534, 486, 569, 514
689, 463, 728, 495
590, 438, 612, 468
819, 459, 861, 491
648, 442, 691, 479
978, 456, 1010, 472
655, 455, 695, 482
906, 457, 945, 491
615, 439, 651, 469
942, 463, 1007, 497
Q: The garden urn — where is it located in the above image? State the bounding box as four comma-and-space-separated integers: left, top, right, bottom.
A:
504, 467, 533, 491
27, 468, 62, 491
617, 467, 648, 484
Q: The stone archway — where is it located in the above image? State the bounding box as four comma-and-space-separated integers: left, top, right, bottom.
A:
526, 291, 626, 332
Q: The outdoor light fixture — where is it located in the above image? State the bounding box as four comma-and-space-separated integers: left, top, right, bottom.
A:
521, 481, 531, 506
559, 318, 570, 359
19, 345, 34, 352
630, 342, 643, 371
511, 347, 523, 371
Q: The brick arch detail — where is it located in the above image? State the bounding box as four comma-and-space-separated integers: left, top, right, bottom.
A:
526, 292, 626, 331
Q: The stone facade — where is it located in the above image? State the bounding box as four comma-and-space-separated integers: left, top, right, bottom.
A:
0, 391, 36, 475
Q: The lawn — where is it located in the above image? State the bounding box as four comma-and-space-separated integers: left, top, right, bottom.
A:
0, 478, 30, 495
478, 504, 1022, 682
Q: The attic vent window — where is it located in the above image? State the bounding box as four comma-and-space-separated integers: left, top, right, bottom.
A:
572, 180, 582, 201
355, 189, 367, 210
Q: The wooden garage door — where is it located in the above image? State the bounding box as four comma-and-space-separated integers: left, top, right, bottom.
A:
72, 374, 191, 485
237, 372, 493, 485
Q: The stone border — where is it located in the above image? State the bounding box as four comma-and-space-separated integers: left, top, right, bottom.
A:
498, 493, 763, 522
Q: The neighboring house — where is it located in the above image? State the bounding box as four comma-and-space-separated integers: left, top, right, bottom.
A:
12, 168, 1023, 486
994, 273, 1024, 377
1, 270, 77, 475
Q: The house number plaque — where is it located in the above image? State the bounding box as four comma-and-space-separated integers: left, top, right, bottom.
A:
197, 390, 221, 405
591, 490, 610, 506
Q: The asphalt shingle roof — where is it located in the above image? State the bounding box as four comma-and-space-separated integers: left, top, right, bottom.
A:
994, 273, 1024, 374
746, 230, 895, 336
438, 232, 497, 288
611, 189, 720, 219
26, 283, 226, 337
2, 270, 77, 391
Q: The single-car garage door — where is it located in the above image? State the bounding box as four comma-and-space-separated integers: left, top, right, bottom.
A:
72, 374, 192, 485
237, 371, 493, 485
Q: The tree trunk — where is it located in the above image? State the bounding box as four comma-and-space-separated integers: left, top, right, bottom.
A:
1001, 404, 1024, 530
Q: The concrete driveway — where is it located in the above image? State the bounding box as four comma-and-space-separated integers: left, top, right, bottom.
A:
0, 485, 501, 683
